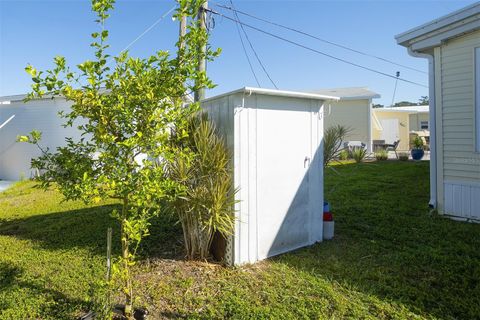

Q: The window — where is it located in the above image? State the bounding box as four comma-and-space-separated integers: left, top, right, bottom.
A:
476, 48, 480, 152
420, 121, 429, 130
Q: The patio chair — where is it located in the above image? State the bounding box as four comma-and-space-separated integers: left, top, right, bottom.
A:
344, 141, 366, 153
385, 140, 400, 159
373, 140, 385, 152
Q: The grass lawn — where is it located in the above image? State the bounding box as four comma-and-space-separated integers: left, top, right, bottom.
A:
1, 161, 479, 319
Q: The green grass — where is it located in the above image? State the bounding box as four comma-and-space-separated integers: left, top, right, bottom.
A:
1, 161, 479, 319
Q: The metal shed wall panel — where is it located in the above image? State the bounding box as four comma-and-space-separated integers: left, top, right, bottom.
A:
444, 181, 480, 220
202, 92, 324, 265
0, 99, 80, 181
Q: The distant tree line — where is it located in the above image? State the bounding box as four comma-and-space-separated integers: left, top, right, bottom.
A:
373, 96, 429, 108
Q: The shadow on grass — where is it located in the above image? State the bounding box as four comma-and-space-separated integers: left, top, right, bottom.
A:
275, 161, 480, 319
0, 262, 88, 318
0, 204, 184, 259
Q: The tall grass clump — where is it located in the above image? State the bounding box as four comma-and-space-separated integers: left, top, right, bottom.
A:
338, 149, 349, 161
352, 148, 368, 163
375, 149, 388, 161
324, 125, 351, 167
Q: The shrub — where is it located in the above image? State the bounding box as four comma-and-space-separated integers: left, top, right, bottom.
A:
338, 149, 349, 160
413, 136, 424, 149
399, 153, 409, 161
165, 114, 237, 260
324, 125, 351, 167
352, 148, 367, 163
375, 149, 388, 161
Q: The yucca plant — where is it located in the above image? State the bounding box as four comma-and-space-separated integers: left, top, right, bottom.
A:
352, 148, 368, 163
375, 149, 388, 161
324, 125, 351, 167
165, 114, 237, 260
338, 149, 349, 161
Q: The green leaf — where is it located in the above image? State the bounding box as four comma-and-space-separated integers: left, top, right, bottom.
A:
16, 135, 30, 143
25, 65, 37, 77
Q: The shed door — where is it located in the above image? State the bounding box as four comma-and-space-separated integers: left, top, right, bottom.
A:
256, 102, 313, 259
380, 119, 399, 144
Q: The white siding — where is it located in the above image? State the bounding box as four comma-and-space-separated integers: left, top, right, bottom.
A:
439, 30, 480, 183
476, 48, 480, 152
436, 29, 480, 218
444, 181, 480, 220
0, 98, 80, 181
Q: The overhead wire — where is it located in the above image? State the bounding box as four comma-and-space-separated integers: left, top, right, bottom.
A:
228, 1, 261, 86
228, 0, 278, 89
212, 2, 427, 75
207, 8, 428, 88
107, 4, 177, 65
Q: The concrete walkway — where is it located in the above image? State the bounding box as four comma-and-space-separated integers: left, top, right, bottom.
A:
0, 181, 14, 193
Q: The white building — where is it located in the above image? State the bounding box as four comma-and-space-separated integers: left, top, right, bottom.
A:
308, 87, 380, 152
396, 2, 480, 221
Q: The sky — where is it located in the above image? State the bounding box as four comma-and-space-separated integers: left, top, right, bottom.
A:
0, 0, 477, 106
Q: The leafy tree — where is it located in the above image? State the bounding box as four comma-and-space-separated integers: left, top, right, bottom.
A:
372, 103, 384, 108
19, 0, 219, 317
418, 96, 429, 105
393, 101, 416, 107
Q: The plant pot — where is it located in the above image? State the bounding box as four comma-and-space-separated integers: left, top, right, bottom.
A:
411, 148, 424, 161
113, 305, 149, 320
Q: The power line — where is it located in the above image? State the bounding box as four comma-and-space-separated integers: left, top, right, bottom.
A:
212, 2, 427, 75
109, 4, 177, 64
229, 1, 261, 86
207, 8, 428, 88
228, 0, 278, 89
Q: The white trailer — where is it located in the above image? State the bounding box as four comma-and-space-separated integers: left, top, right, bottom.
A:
202, 87, 338, 265
0, 95, 80, 181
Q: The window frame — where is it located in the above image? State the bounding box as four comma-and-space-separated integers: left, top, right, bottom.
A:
420, 120, 429, 130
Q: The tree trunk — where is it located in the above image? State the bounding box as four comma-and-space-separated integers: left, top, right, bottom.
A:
121, 199, 134, 319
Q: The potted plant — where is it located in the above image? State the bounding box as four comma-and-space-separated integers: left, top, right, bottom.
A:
411, 136, 425, 160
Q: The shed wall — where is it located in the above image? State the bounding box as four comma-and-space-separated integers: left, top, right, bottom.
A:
202, 93, 325, 265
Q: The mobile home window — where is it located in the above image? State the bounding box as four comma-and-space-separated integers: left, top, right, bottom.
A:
420, 121, 429, 130
476, 48, 480, 152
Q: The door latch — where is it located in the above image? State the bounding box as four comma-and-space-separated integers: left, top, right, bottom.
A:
304, 156, 311, 168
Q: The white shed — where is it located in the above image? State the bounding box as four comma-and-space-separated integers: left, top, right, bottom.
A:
201, 87, 338, 265
0, 94, 79, 181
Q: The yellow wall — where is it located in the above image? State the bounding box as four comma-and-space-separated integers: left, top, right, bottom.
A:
324, 99, 370, 146
409, 112, 429, 131
372, 110, 410, 151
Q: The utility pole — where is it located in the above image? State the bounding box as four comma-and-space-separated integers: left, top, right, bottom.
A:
194, 0, 208, 102
391, 71, 400, 107
179, 11, 187, 51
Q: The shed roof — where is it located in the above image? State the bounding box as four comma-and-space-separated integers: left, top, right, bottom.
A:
305, 87, 380, 100
396, 2, 480, 51
202, 87, 340, 103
